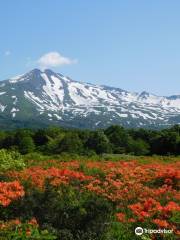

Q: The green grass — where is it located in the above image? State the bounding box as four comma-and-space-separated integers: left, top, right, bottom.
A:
22, 152, 180, 168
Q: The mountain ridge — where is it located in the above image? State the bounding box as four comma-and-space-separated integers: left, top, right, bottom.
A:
0, 69, 179, 129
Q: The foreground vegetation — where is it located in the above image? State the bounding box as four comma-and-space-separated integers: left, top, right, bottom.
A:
0, 125, 179, 239
0, 150, 179, 239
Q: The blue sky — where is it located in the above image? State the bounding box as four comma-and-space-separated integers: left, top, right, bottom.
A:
0, 0, 180, 96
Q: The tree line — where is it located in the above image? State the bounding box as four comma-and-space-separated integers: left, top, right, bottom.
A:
0, 125, 180, 156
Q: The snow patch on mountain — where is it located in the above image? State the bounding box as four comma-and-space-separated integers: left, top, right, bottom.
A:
9, 74, 25, 83
0, 104, 6, 112
0, 68, 179, 129
41, 73, 64, 105
11, 107, 19, 113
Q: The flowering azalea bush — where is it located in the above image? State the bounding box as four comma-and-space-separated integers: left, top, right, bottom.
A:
0, 158, 179, 239
0, 181, 24, 207
0, 218, 57, 239
84, 161, 180, 237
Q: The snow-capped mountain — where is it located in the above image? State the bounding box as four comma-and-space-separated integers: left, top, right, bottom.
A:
0, 68, 180, 129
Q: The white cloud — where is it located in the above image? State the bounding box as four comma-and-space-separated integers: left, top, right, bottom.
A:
4, 50, 11, 56
37, 51, 77, 69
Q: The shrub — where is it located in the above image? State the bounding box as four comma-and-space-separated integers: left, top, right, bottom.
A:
0, 149, 25, 172
0, 221, 57, 239
18, 136, 35, 154
5, 183, 113, 239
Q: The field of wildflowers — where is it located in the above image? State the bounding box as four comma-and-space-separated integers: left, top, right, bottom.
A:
0, 157, 179, 239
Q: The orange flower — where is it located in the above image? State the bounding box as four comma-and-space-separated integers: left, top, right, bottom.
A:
5, 159, 180, 235
116, 212, 126, 222
0, 181, 24, 207
28, 218, 38, 226
153, 219, 169, 228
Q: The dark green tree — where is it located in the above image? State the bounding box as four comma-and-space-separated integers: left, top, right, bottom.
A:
105, 125, 130, 153
33, 129, 49, 146
86, 131, 112, 154
128, 138, 150, 155
58, 133, 83, 154
18, 136, 35, 154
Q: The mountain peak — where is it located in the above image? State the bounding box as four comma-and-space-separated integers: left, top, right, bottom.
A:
43, 69, 56, 75
139, 91, 150, 97
28, 68, 57, 76
30, 68, 42, 73
0, 68, 180, 129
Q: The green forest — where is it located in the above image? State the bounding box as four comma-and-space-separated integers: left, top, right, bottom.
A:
0, 124, 180, 156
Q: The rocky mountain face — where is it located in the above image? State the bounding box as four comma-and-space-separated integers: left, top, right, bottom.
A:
0, 69, 180, 129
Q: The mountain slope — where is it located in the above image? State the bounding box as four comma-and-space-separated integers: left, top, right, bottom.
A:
0, 69, 180, 129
